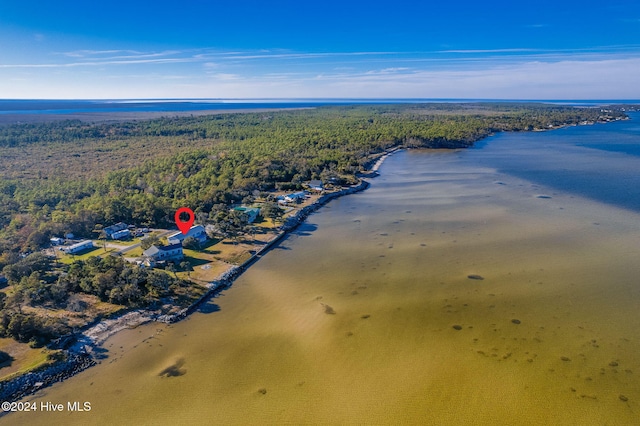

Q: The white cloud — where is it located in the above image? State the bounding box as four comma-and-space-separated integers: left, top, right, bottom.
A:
3, 45, 640, 99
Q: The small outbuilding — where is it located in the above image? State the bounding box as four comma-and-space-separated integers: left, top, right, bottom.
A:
50, 237, 64, 246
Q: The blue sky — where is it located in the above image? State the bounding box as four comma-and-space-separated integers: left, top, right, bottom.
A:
1, 0, 639, 99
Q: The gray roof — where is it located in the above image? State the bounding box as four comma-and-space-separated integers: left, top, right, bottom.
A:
143, 245, 161, 257
104, 222, 128, 234
143, 243, 182, 258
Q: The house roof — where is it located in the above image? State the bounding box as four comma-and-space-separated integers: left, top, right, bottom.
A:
160, 243, 183, 251
168, 224, 206, 241
104, 222, 128, 233
143, 243, 183, 258
67, 240, 93, 250
233, 206, 260, 214
143, 245, 161, 257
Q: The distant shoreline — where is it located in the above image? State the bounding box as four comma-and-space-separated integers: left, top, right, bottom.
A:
0, 107, 313, 125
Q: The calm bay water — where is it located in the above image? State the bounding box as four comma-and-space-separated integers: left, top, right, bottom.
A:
5, 115, 640, 425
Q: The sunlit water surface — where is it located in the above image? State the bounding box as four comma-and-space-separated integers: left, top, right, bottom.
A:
6, 115, 640, 425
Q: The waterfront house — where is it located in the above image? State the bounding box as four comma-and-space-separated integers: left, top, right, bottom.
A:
143, 243, 184, 266
283, 191, 307, 203
308, 180, 324, 191
167, 225, 207, 245
232, 206, 261, 223
61, 240, 94, 254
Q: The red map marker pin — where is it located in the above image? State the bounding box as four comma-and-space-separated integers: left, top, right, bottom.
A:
175, 207, 195, 234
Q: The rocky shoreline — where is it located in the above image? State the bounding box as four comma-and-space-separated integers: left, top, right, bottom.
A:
0, 150, 393, 403
0, 353, 95, 405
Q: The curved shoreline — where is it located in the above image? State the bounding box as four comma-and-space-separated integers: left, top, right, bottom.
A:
0, 114, 625, 402
0, 149, 399, 403
0, 114, 623, 402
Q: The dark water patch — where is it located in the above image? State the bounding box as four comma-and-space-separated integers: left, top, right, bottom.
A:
198, 302, 221, 314
159, 359, 186, 377
580, 143, 640, 158
321, 304, 336, 314
291, 223, 319, 237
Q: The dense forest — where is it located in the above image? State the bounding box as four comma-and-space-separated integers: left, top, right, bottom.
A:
0, 103, 626, 346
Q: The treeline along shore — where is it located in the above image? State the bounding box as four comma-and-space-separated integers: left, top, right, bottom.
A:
0, 103, 631, 401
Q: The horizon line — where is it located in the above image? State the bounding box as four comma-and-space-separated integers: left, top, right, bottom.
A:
2, 97, 640, 102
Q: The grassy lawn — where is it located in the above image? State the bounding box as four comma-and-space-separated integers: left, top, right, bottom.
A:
57, 245, 115, 264
125, 246, 144, 257
0, 337, 58, 382
184, 261, 234, 283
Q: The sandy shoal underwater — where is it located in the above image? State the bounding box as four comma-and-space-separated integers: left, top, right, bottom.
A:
6, 147, 640, 425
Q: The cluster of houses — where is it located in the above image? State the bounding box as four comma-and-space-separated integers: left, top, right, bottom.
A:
140, 204, 262, 268
103, 222, 150, 240
49, 222, 151, 256
142, 224, 207, 267
50, 234, 95, 255
103, 222, 131, 240
48, 183, 327, 267
276, 180, 324, 206
278, 192, 307, 205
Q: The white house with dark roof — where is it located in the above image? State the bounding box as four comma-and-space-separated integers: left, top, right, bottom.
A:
281, 191, 307, 204
307, 180, 324, 191
167, 225, 207, 245
143, 243, 184, 266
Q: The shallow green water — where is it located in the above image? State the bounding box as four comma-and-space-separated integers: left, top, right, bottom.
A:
5, 120, 640, 425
